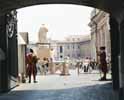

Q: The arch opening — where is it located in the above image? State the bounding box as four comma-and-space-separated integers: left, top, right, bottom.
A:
17, 4, 112, 94
0, 0, 123, 99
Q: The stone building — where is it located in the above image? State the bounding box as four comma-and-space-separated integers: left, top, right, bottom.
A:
89, 9, 111, 61
49, 35, 91, 61
55, 41, 81, 61
0, 0, 124, 97
80, 40, 91, 58
18, 32, 28, 76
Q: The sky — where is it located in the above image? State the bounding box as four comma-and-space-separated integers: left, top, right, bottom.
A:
17, 4, 93, 42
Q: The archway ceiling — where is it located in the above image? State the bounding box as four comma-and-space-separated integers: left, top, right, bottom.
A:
0, 0, 123, 14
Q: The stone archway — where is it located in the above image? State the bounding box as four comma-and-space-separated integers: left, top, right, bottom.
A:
0, 0, 123, 15
0, 0, 124, 99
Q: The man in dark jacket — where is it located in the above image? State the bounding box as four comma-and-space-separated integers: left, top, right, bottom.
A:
98, 47, 108, 80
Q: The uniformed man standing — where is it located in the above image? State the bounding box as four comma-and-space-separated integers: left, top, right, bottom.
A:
97, 47, 108, 80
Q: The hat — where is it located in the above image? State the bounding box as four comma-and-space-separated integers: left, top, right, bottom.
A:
30, 48, 34, 53
100, 46, 105, 50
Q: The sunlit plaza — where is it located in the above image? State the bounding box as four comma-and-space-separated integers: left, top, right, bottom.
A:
0, 70, 113, 100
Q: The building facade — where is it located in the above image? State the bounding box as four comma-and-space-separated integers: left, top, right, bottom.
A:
18, 32, 28, 76
55, 41, 81, 61
89, 9, 111, 61
80, 40, 91, 58
50, 35, 91, 61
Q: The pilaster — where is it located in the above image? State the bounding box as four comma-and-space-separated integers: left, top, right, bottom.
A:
109, 15, 120, 90
119, 17, 124, 99
0, 14, 9, 92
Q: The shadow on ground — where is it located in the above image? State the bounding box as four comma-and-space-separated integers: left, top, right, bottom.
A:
0, 82, 115, 100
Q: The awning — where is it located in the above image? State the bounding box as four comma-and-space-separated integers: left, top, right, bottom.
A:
18, 33, 26, 45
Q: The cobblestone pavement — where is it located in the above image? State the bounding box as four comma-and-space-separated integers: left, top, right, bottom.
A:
0, 70, 116, 100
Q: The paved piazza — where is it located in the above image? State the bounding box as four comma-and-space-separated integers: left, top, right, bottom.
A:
0, 70, 116, 100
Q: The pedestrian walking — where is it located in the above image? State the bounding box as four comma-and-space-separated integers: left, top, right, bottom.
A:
49, 58, 55, 74
83, 57, 90, 72
36, 59, 42, 74
46, 58, 49, 72
42, 57, 48, 75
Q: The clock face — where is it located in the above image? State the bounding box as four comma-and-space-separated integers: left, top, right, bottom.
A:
6, 21, 15, 38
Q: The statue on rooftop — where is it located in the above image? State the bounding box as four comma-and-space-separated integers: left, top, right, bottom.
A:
38, 24, 48, 43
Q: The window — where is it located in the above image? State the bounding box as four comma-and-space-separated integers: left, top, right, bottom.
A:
67, 45, 70, 49
60, 55, 63, 58
73, 45, 74, 49
78, 45, 80, 49
78, 54, 80, 57
60, 46, 63, 53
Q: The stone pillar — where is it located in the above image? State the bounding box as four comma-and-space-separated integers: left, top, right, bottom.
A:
0, 10, 18, 92
104, 15, 111, 56
60, 62, 70, 75
49, 58, 55, 74
60, 57, 70, 76
109, 16, 120, 90
7, 10, 18, 78
0, 14, 9, 92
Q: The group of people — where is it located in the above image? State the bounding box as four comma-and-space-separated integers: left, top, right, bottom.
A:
77, 46, 110, 81
26, 48, 54, 83
26, 46, 109, 83
76, 57, 97, 73
37, 57, 50, 75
